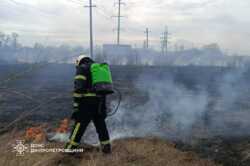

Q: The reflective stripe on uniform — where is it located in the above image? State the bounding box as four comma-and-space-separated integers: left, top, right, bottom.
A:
71, 123, 81, 141
73, 92, 97, 98
70, 140, 79, 146
73, 103, 79, 107
101, 140, 111, 145
83, 93, 97, 97
75, 75, 86, 80
73, 93, 83, 98
67, 122, 81, 149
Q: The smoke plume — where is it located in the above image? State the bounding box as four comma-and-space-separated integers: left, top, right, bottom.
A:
107, 67, 250, 143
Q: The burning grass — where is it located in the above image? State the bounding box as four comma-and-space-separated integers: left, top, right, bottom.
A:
1, 64, 250, 166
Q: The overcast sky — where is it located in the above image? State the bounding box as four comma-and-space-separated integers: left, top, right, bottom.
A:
1, 0, 250, 54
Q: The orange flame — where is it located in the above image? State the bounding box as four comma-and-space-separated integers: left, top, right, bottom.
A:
25, 118, 70, 143
25, 126, 46, 143
55, 118, 70, 133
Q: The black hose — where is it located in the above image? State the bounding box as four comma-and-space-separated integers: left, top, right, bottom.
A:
107, 88, 122, 117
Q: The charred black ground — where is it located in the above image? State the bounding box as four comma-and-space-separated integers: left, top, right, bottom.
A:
0, 63, 250, 166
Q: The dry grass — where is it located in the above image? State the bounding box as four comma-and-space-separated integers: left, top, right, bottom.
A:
0, 131, 220, 166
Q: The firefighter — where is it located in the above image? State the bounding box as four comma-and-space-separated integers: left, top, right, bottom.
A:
65, 55, 111, 154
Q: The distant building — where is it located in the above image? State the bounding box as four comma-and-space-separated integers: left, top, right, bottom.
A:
103, 44, 132, 65
202, 43, 223, 56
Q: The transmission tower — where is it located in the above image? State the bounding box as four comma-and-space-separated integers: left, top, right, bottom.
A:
160, 26, 169, 56
144, 28, 150, 49
113, 0, 125, 45
85, 0, 96, 59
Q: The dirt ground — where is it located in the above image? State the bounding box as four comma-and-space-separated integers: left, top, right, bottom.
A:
0, 131, 218, 166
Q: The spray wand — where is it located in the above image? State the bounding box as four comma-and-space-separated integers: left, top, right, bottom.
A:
107, 88, 122, 117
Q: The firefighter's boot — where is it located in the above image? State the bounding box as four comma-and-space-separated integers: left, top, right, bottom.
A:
101, 143, 111, 154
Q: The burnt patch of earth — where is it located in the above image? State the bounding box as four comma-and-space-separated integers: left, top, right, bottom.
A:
175, 136, 250, 166
1, 64, 250, 166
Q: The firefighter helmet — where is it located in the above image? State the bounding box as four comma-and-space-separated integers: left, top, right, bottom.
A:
76, 54, 89, 66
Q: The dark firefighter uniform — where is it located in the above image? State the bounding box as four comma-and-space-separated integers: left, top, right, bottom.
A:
65, 57, 111, 154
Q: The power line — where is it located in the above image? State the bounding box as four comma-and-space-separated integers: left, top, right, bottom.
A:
97, 4, 114, 16
95, 8, 113, 22
96, 7, 112, 20
65, 0, 113, 21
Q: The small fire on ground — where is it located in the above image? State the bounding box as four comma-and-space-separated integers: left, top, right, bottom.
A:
25, 118, 70, 143
25, 126, 46, 143
55, 118, 70, 133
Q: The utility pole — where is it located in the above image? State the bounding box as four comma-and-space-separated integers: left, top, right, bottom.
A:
144, 28, 150, 49
160, 26, 169, 56
134, 44, 138, 65
113, 0, 125, 45
85, 0, 96, 59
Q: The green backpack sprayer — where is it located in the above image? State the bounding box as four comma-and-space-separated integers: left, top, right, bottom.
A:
90, 63, 114, 94
90, 63, 121, 116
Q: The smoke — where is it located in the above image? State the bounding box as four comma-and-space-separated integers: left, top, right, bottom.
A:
49, 132, 70, 142
107, 66, 250, 142
108, 74, 209, 142
208, 67, 250, 137
39, 65, 250, 145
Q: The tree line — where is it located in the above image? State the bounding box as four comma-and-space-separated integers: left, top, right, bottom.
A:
0, 32, 88, 64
